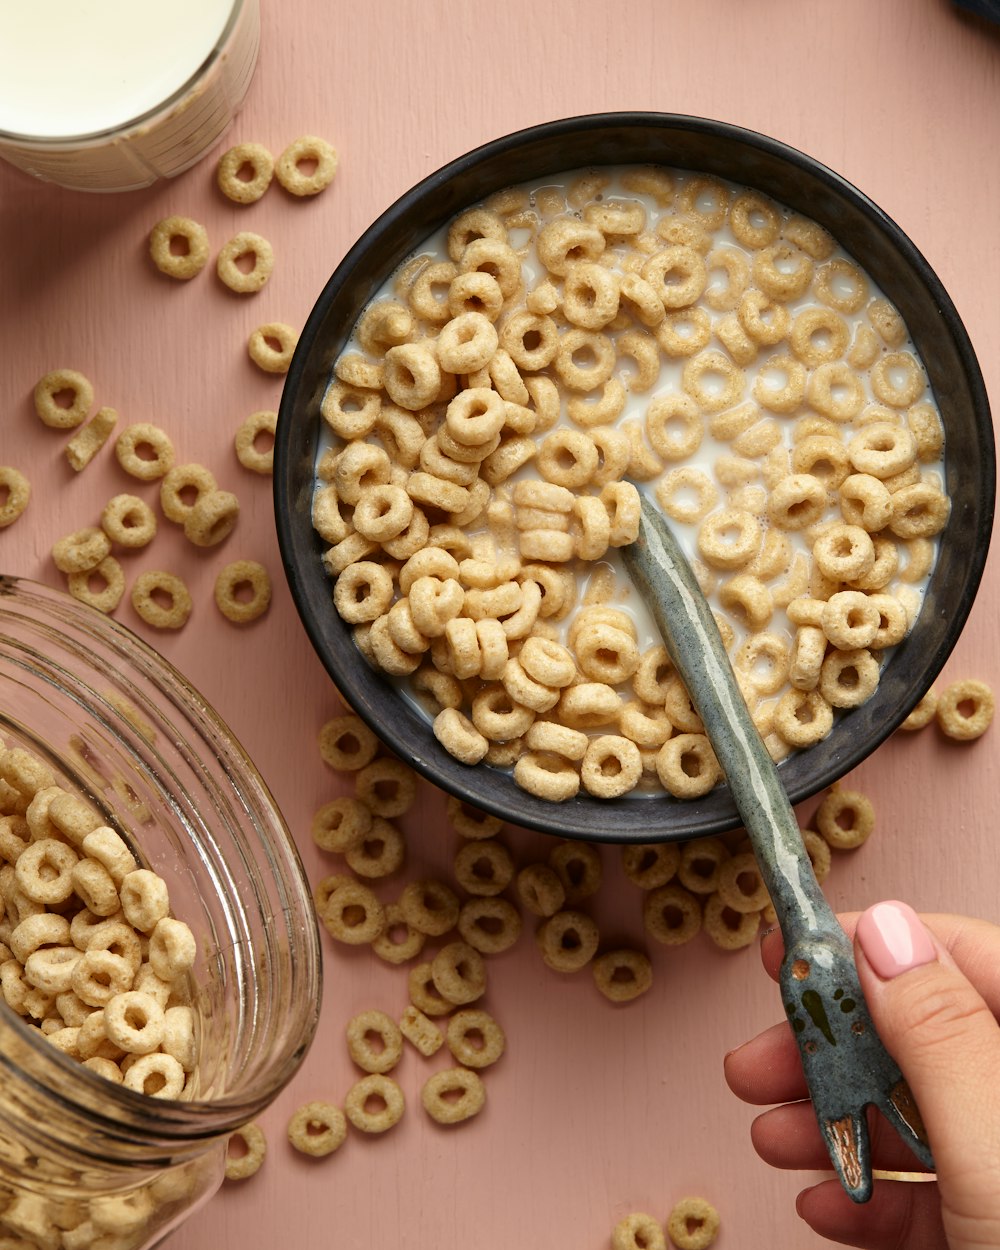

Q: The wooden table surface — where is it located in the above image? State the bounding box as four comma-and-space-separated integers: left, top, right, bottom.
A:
2, 1, 999, 1247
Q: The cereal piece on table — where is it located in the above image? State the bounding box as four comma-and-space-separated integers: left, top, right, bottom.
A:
217, 142, 274, 203
148, 215, 209, 280
67, 556, 125, 614
592, 949, 653, 1002
716, 852, 769, 914
399, 879, 460, 937
275, 135, 338, 197
182, 489, 240, 547
321, 881, 384, 945
130, 571, 192, 630
248, 322, 298, 373
101, 495, 157, 549
310, 796, 372, 854
457, 897, 522, 954
370, 902, 425, 965
445, 795, 503, 840
33, 368, 93, 429
225, 1122, 267, 1180
666, 1196, 720, 1250
52, 527, 111, 574
399, 1004, 444, 1057
115, 423, 175, 481
312, 873, 351, 914
936, 678, 995, 741
344, 815, 405, 879
702, 894, 761, 950
548, 840, 602, 905
536, 909, 600, 972
216, 231, 274, 294
516, 863, 566, 918
815, 786, 875, 850
346, 1009, 403, 1074
318, 714, 379, 772
344, 1073, 404, 1133
159, 463, 217, 523
621, 842, 680, 891
0, 466, 30, 527
421, 1066, 486, 1127
234, 410, 277, 474
408, 961, 454, 1017
643, 883, 702, 946
431, 941, 486, 1006
613, 1212, 667, 1250
354, 756, 417, 818
287, 1101, 346, 1157
64, 405, 118, 472
445, 1008, 505, 1069
453, 838, 514, 897
214, 560, 272, 624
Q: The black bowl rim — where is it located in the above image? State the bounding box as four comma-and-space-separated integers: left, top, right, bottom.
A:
275, 110, 995, 843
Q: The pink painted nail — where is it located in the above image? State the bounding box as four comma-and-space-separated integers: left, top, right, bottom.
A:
856, 900, 937, 980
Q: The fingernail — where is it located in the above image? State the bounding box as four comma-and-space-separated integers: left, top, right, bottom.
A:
857, 900, 936, 980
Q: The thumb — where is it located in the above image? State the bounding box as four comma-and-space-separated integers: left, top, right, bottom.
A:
856, 901, 1000, 1247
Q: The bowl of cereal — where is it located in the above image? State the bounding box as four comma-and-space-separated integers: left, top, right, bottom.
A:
274, 112, 994, 843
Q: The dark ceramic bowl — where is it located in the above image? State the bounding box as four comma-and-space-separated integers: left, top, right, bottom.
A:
274, 112, 994, 843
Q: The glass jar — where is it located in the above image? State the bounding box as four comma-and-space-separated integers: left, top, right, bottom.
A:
0, 577, 322, 1249
0, 0, 260, 192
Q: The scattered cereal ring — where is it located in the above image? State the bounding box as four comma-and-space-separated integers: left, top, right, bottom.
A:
214, 560, 272, 624
65, 406, 118, 472
67, 556, 126, 614
536, 909, 599, 972
445, 1008, 505, 1069
287, 1101, 347, 1157
159, 462, 217, 522
183, 489, 240, 547
643, 882, 702, 946
321, 880, 385, 944
52, 526, 111, 574
666, 1196, 720, 1250
702, 894, 760, 950
225, 1122, 267, 1180
216, 142, 274, 204
33, 368, 93, 429
344, 1073, 404, 1133
815, 787, 875, 849
101, 494, 157, 549
898, 687, 938, 732
275, 135, 339, 197
115, 423, 176, 481
130, 571, 192, 630
248, 322, 298, 373
421, 1066, 486, 1125
346, 1009, 403, 1074
0, 467, 30, 527
235, 410, 277, 474
613, 1213, 667, 1250
148, 215, 209, 280
216, 231, 274, 294
592, 948, 653, 1002
936, 678, 994, 741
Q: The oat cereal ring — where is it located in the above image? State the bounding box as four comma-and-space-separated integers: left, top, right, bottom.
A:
499, 310, 560, 372
646, 394, 704, 461
453, 838, 515, 898
737, 291, 791, 349
704, 893, 761, 951
248, 322, 298, 373
751, 240, 813, 301
434, 312, 498, 376
516, 863, 566, 918
355, 756, 417, 819
789, 306, 849, 366
681, 349, 744, 413
431, 940, 486, 1006
799, 827, 831, 884
696, 508, 761, 572
536, 218, 605, 276
536, 909, 600, 972
716, 852, 769, 915
183, 488, 240, 548
613, 1213, 668, 1250
52, 526, 112, 574
346, 1009, 403, 1075
318, 714, 379, 772
101, 495, 156, 549
446, 1008, 506, 1069
396, 879, 459, 939
733, 632, 791, 699
67, 556, 126, 614
643, 882, 702, 945
753, 354, 806, 415
673, 837, 728, 895
33, 368, 94, 429
838, 472, 892, 532
563, 261, 620, 329
773, 687, 833, 747
621, 842, 680, 891
122, 1051, 186, 1098
702, 245, 750, 313
311, 796, 372, 854
128, 569, 192, 631
115, 423, 175, 481
458, 896, 522, 955
156, 464, 216, 527
789, 626, 827, 692
540, 841, 600, 907
447, 269, 505, 321
718, 574, 773, 631
216, 231, 274, 294
216, 142, 274, 204
15, 838, 78, 905
209, 559, 271, 625
0, 466, 30, 527
767, 473, 828, 531
889, 482, 950, 540
907, 401, 945, 463
655, 306, 712, 359
579, 735, 641, 799
421, 1066, 486, 1126
600, 480, 641, 546
575, 623, 640, 686
502, 655, 561, 713
820, 590, 880, 650
870, 350, 925, 408
819, 648, 880, 709
899, 687, 938, 731
471, 684, 535, 741
148, 216, 209, 280
274, 134, 338, 196
641, 244, 707, 309
653, 467, 718, 526
537, 428, 600, 490
807, 361, 865, 422
936, 678, 995, 741
553, 327, 617, 393
815, 786, 875, 849
666, 1196, 720, 1250
287, 1101, 347, 1157
458, 237, 522, 299
513, 751, 581, 801
813, 256, 868, 314
225, 1122, 267, 1180
592, 948, 653, 1003
322, 880, 385, 945
103, 990, 165, 1055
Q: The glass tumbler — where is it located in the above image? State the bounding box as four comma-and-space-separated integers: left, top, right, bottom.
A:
0, 576, 322, 1248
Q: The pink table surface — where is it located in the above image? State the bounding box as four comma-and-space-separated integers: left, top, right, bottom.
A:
2, 1, 999, 1247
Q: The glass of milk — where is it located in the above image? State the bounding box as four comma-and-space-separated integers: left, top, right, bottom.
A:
0, 0, 259, 192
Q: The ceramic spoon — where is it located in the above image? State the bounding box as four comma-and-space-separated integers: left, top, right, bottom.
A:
621, 492, 934, 1203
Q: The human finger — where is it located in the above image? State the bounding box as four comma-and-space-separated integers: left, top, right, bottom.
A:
796, 1176, 946, 1250
723, 1021, 807, 1106
750, 1100, 940, 1175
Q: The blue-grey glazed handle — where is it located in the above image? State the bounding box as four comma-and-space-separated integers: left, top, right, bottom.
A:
622, 493, 934, 1201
